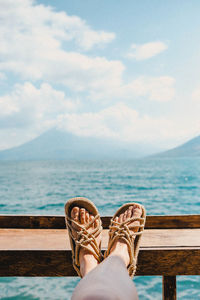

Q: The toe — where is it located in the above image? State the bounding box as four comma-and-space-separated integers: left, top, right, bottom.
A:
85, 211, 89, 223
94, 218, 99, 228
89, 215, 94, 228
123, 209, 128, 222
80, 208, 86, 224
119, 213, 123, 223
127, 206, 133, 219
132, 204, 142, 217
131, 204, 143, 232
71, 207, 80, 222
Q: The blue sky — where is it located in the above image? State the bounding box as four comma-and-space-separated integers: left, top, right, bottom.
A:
0, 0, 200, 151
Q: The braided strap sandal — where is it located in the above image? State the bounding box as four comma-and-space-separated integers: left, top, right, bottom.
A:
65, 197, 103, 277
104, 203, 146, 278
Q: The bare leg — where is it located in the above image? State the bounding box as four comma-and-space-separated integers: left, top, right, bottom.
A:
71, 204, 142, 300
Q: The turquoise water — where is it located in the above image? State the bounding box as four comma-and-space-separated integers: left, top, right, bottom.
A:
0, 158, 200, 299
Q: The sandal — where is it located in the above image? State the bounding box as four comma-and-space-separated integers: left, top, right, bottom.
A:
104, 203, 146, 278
65, 197, 103, 277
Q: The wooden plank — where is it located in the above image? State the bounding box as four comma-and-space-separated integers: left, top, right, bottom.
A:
0, 215, 199, 278
137, 249, 200, 276
1, 228, 200, 250
0, 249, 200, 277
142, 229, 200, 248
0, 215, 200, 229
162, 276, 176, 300
146, 215, 200, 229
0, 215, 65, 229
0, 250, 76, 277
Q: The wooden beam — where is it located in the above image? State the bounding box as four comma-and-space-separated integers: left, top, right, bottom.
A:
1, 228, 200, 250
0, 215, 200, 229
162, 276, 176, 300
0, 215, 65, 229
1, 248, 200, 277
146, 215, 200, 229
137, 248, 200, 276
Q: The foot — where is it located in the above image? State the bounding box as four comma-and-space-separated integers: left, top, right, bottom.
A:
108, 204, 142, 267
71, 206, 102, 277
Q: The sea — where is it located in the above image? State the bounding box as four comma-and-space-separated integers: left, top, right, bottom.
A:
0, 157, 200, 299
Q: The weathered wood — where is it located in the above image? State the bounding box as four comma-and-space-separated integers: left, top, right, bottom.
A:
162, 276, 176, 300
0, 228, 200, 276
0, 215, 200, 229
0, 215, 200, 280
1, 228, 200, 250
0, 249, 200, 277
136, 249, 200, 276
0, 250, 76, 277
0, 215, 66, 229
146, 215, 200, 229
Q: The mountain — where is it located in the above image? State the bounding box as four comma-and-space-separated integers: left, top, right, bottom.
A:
0, 129, 152, 160
157, 135, 200, 157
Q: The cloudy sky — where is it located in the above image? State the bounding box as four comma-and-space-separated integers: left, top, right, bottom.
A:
0, 0, 200, 151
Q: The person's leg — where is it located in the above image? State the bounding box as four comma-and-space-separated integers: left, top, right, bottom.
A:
71, 204, 142, 300
72, 255, 138, 300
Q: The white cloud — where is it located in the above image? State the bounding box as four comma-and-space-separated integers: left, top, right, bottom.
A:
0, 1, 174, 103
0, 1, 180, 150
0, 89, 196, 151
57, 103, 180, 143
89, 76, 175, 102
0, 0, 115, 51
127, 41, 168, 60
0, 129, 35, 150
0, 0, 118, 88
192, 87, 200, 102
129, 76, 175, 102
0, 72, 6, 80
0, 82, 76, 131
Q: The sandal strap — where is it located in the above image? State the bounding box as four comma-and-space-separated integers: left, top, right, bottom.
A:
66, 213, 103, 274
106, 215, 145, 278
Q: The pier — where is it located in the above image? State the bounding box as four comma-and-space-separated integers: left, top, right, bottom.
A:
0, 215, 200, 300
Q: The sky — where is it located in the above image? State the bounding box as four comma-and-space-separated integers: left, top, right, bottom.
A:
0, 0, 200, 151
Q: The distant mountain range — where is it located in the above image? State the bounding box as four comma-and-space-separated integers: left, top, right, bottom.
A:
157, 135, 200, 157
0, 129, 153, 160
0, 129, 199, 160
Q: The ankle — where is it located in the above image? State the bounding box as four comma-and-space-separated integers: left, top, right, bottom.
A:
80, 253, 98, 277
109, 241, 130, 267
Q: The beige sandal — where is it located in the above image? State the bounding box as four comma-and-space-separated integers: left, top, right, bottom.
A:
104, 203, 146, 278
65, 197, 103, 277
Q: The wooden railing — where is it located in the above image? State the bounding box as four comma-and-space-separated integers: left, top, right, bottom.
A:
0, 215, 200, 300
